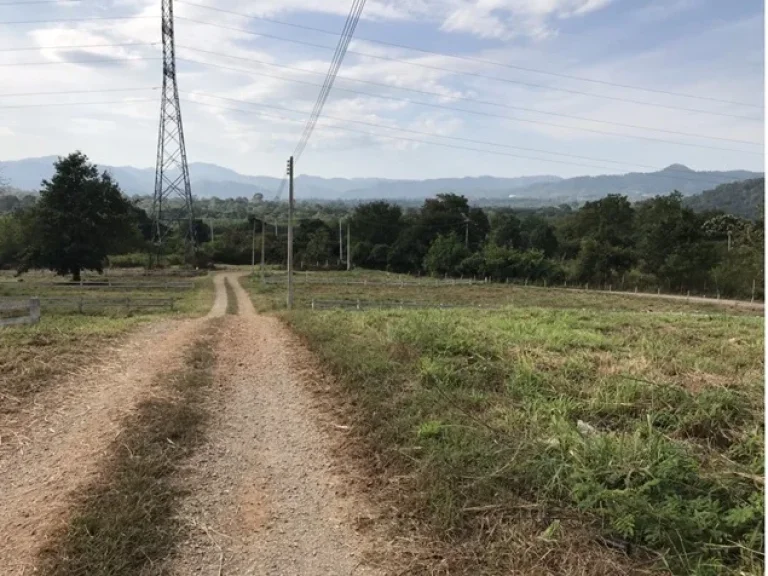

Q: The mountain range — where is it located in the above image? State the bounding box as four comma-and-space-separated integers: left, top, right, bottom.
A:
0, 156, 761, 203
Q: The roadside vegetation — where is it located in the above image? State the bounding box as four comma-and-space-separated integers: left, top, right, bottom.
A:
244, 273, 765, 575
38, 321, 221, 576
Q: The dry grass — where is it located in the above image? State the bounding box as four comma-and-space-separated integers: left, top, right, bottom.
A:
246, 271, 762, 317
224, 277, 239, 315
37, 320, 221, 576
0, 272, 214, 413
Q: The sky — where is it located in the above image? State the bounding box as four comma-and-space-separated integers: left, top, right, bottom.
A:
0, 0, 763, 180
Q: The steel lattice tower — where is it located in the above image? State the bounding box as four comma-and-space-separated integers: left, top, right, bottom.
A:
151, 0, 195, 253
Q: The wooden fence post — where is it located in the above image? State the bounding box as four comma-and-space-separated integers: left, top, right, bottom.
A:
752, 279, 756, 303
29, 298, 41, 324
170, 298, 175, 311
78, 296, 84, 314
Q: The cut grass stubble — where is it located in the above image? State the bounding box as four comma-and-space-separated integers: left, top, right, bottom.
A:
37, 319, 222, 576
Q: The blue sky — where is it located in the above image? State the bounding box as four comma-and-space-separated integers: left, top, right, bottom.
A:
0, 0, 763, 181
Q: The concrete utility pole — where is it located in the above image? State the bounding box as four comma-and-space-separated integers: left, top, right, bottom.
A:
346, 221, 351, 271
287, 157, 295, 309
260, 218, 266, 282
251, 217, 256, 277
339, 219, 343, 264
462, 213, 470, 249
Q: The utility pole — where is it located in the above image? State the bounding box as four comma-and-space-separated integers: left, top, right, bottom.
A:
465, 219, 469, 249
210, 219, 214, 242
287, 157, 295, 309
260, 218, 266, 282
346, 221, 351, 271
339, 219, 343, 264
728, 230, 732, 251
251, 217, 256, 277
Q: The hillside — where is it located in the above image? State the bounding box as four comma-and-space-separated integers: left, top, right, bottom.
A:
0, 157, 761, 203
684, 178, 765, 220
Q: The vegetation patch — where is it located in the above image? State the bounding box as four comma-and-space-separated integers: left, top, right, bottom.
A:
36, 320, 220, 576
224, 276, 239, 315
282, 306, 764, 575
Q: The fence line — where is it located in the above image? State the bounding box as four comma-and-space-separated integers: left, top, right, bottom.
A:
50, 281, 194, 290
264, 276, 479, 287
0, 298, 41, 326
261, 274, 763, 305
309, 299, 501, 311
0, 296, 177, 315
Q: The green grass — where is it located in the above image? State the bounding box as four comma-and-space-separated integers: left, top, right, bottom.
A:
278, 303, 764, 575
245, 270, 761, 317
37, 320, 221, 576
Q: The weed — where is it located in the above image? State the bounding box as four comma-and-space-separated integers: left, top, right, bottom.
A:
37, 320, 221, 576
281, 304, 764, 575
224, 277, 239, 315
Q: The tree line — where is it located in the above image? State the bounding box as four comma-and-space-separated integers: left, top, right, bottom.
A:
0, 152, 763, 299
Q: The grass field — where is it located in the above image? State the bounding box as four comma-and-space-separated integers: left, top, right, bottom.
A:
247, 270, 761, 317
244, 272, 765, 575
0, 270, 214, 413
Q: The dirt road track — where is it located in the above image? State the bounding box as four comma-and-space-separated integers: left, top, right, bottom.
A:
0, 277, 226, 575
0, 272, 384, 575
172, 273, 383, 575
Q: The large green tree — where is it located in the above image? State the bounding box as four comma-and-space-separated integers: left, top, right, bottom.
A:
20, 152, 139, 281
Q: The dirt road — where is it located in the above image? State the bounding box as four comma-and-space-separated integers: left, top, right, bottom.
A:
0, 273, 383, 575
172, 273, 383, 575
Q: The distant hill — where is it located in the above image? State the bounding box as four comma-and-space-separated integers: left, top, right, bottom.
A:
684, 178, 765, 220
0, 157, 762, 203
512, 164, 762, 201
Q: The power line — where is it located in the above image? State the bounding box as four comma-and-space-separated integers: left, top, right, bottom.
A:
0, 56, 160, 67
175, 0, 762, 110
2, 0, 755, 111
4, 40, 753, 146
173, 55, 762, 156
0, 15, 151, 24
188, 91, 713, 175
172, 16, 762, 122
192, 92, 756, 181
0, 41, 157, 52
292, 0, 367, 162
0, 86, 158, 97
0, 97, 155, 109
1, 50, 757, 155
0, 12, 761, 120
0, 93, 751, 189
176, 45, 762, 147
180, 96, 757, 188
0, 0, 81, 4
2, 39, 757, 147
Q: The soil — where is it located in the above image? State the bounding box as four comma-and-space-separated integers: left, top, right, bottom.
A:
0, 272, 386, 575
171, 273, 384, 575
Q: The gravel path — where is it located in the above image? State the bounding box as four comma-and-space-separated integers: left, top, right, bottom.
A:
172, 273, 384, 575
0, 278, 225, 575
